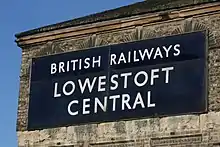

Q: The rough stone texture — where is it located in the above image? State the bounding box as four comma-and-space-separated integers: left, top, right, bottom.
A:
17, 113, 220, 146
16, 2, 220, 147
96, 29, 135, 46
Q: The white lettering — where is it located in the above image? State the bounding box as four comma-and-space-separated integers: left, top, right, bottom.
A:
110, 74, 118, 90
59, 62, 65, 73
98, 76, 106, 92
71, 59, 78, 71
110, 54, 117, 65
134, 71, 148, 87
79, 59, 82, 70
92, 56, 101, 68
122, 94, 131, 110
118, 53, 126, 64
128, 51, 131, 63
174, 44, 181, 56
63, 81, 75, 96
147, 48, 154, 60
53, 82, 61, 98
84, 58, 90, 69
68, 100, 79, 116
153, 47, 163, 59
163, 45, 172, 57
51, 63, 57, 74
78, 77, 97, 94
134, 50, 140, 62
121, 72, 132, 88
147, 91, 155, 107
66, 61, 70, 72
139, 48, 154, 60
133, 92, 145, 109
94, 97, 107, 113
162, 67, 174, 83
83, 98, 90, 114
109, 95, 120, 111
151, 69, 159, 85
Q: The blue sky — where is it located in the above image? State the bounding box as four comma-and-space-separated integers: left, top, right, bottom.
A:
0, 0, 141, 146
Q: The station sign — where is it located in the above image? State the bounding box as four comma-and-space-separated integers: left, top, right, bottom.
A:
28, 31, 207, 130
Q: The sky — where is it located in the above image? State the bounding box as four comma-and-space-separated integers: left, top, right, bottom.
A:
0, 0, 142, 146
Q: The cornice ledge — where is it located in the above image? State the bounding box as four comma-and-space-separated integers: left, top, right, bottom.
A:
16, 2, 220, 48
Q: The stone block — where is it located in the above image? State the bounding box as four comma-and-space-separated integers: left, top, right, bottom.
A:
66, 126, 77, 144
159, 115, 200, 133
97, 122, 117, 142
133, 118, 160, 137
17, 131, 40, 146
200, 112, 220, 130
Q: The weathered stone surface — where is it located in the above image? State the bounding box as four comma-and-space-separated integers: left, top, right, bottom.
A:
39, 129, 52, 145
17, 131, 40, 146
133, 118, 160, 137
208, 49, 220, 111
150, 134, 202, 146
200, 111, 220, 130
97, 122, 117, 142
51, 36, 91, 52
143, 21, 182, 37
96, 29, 135, 45
74, 124, 98, 142
160, 115, 200, 133
66, 126, 77, 144
194, 14, 220, 48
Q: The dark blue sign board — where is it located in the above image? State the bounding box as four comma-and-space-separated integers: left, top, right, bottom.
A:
28, 31, 207, 130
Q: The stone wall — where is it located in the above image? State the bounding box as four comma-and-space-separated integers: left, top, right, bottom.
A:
16, 2, 220, 147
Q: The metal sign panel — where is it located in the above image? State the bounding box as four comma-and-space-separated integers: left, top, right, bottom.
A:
28, 31, 207, 130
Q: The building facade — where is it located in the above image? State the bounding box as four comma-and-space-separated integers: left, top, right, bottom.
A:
16, 0, 220, 146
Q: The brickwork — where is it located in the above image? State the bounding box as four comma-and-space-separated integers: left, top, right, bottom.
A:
16, 1, 220, 146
